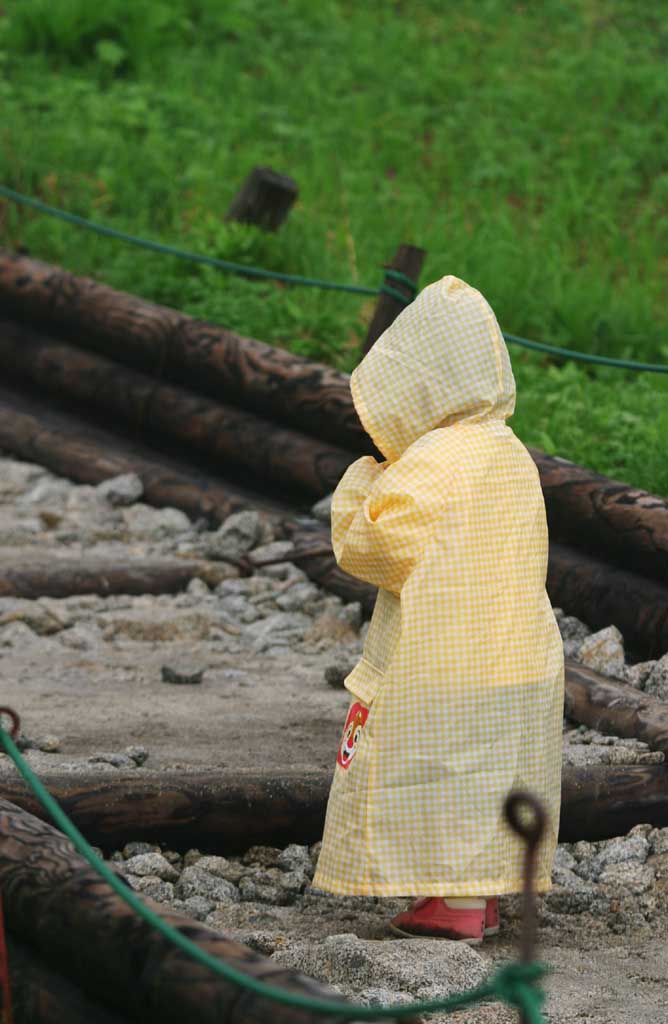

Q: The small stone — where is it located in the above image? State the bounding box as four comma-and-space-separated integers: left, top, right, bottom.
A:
206, 511, 262, 561
124, 852, 179, 881
277, 844, 313, 876
589, 835, 650, 878
88, 751, 136, 769
643, 654, 668, 702
624, 660, 657, 689
242, 846, 282, 868
123, 841, 159, 859
132, 876, 175, 903
557, 614, 592, 659
183, 848, 203, 867
161, 663, 205, 686
275, 582, 320, 613
238, 876, 291, 905
187, 577, 210, 598
35, 734, 61, 753
175, 895, 217, 920
176, 866, 240, 904
577, 625, 626, 678
598, 861, 655, 894
195, 855, 234, 878
97, 473, 144, 506
244, 612, 311, 653
248, 541, 296, 566
125, 745, 149, 766
310, 493, 333, 523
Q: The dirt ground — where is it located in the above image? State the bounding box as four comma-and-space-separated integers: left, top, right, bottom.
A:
2, 456, 668, 1023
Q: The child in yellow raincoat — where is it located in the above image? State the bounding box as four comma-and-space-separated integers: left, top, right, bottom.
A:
312, 275, 565, 944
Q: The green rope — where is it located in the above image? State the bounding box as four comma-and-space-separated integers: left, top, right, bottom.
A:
0, 723, 548, 1021
3, 183, 663, 373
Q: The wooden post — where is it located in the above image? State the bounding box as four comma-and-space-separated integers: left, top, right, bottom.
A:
363, 243, 426, 354
226, 167, 298, 232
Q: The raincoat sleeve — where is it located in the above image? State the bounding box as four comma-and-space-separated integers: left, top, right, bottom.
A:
331, 448, 447, 595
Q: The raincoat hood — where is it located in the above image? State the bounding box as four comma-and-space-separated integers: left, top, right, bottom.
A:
351, 275, 516, 461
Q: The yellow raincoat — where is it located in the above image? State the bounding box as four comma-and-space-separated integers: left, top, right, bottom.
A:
312, 275, 564, 897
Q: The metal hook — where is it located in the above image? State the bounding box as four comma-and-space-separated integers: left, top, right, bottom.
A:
504, 790, 548, 1024
0, 708, 20, 742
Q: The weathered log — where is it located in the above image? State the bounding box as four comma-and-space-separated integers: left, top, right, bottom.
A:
2, 763, 667, 849
226, 166, 299, 231
564, 658, 668, 752
530, 447, 668, 585
548, 542, 668, 660
0, 383, 289, 526
0, 320, 354, 500
0, 770, 331, 854
0, 799, 363, 1024
363, 244, 426, 354
0, 384, 375, 613
6, 934, 129, 1024
0, 558, 231, 600
558, 763, 668, 842
0, 250, 374, 455
2, 252, 667, 582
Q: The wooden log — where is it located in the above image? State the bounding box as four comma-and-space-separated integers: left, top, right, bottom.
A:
0, 383, 290, 527
226, 167, 298, 231
6, 934, 129, 1024
363, 244, 426, 354
548, 542, 668, 660
0, 558, 231, 600
2, 762, 667, 849
558, 763, 668, 842
530, 447, 668, 586
0, 799, 359, 1024
0, 770, 331, 854
0, 319, 354, 500
0, 250, 374, 455
564, 658, 668, 753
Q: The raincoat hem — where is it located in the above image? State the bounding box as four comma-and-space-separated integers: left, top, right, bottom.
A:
310, 874, 554, 898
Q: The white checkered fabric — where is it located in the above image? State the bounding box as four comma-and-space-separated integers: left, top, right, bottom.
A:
312, 276, 564, 896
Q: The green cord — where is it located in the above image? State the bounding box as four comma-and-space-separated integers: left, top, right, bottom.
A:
3, 183, 663, 373
0, 725, 548, 1021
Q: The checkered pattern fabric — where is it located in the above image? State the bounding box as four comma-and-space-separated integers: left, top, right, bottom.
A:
312, 276, 564, 897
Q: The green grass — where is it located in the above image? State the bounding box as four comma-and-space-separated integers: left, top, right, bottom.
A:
1, 0, 667, 493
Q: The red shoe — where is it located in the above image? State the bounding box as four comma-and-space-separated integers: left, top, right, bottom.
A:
389, 897, 485, 944
484, 896, 500, 936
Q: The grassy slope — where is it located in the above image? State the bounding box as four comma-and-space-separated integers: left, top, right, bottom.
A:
1, 0, 667, 492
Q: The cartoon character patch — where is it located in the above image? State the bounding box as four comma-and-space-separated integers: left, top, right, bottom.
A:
337, 701, 369, 769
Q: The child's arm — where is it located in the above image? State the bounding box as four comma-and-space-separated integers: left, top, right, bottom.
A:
331, 447, 448, 595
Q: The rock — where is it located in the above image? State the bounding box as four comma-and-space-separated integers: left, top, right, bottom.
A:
649, 827, 668, 855
101, 611, 213, 643
248, 541, 296, 567
132, 877, 175, 903
194, 855, 241, 881
275, 582, 320, 613
577, 625, 626, 678
243, 611, 311, 653
186, 577, 210, 598
88, 751, 137, 769
161, 662, 205, 685
0, 599, 69, 635
238, 876, 293, 905
126, 745, 149, 766
183, 849, 203, 867
304, 612, 357, 647
59, 624, 103, 650
97, 473, 144, 506
310, 493, 333, 523
257, 562, 308, 584
122, 841, 158, 859
643, 654, 668, 702
339, 602, 363, 632
277, 844, 314, 876
242, 846, 282, 868
324, 663, 354, 688
124, 852, 179, 882
20, 478, 71, 506
557, 614, 592, 659
176, 866, 240, 904
206, 511, 262, 561
624, 660, 657, 689
598, 861, 655, 894
122, 504, 190, 539
35, 734, 61, 753
271, 933, 488, 1005
172, 895, 218, 921
588, 835, 650, 878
